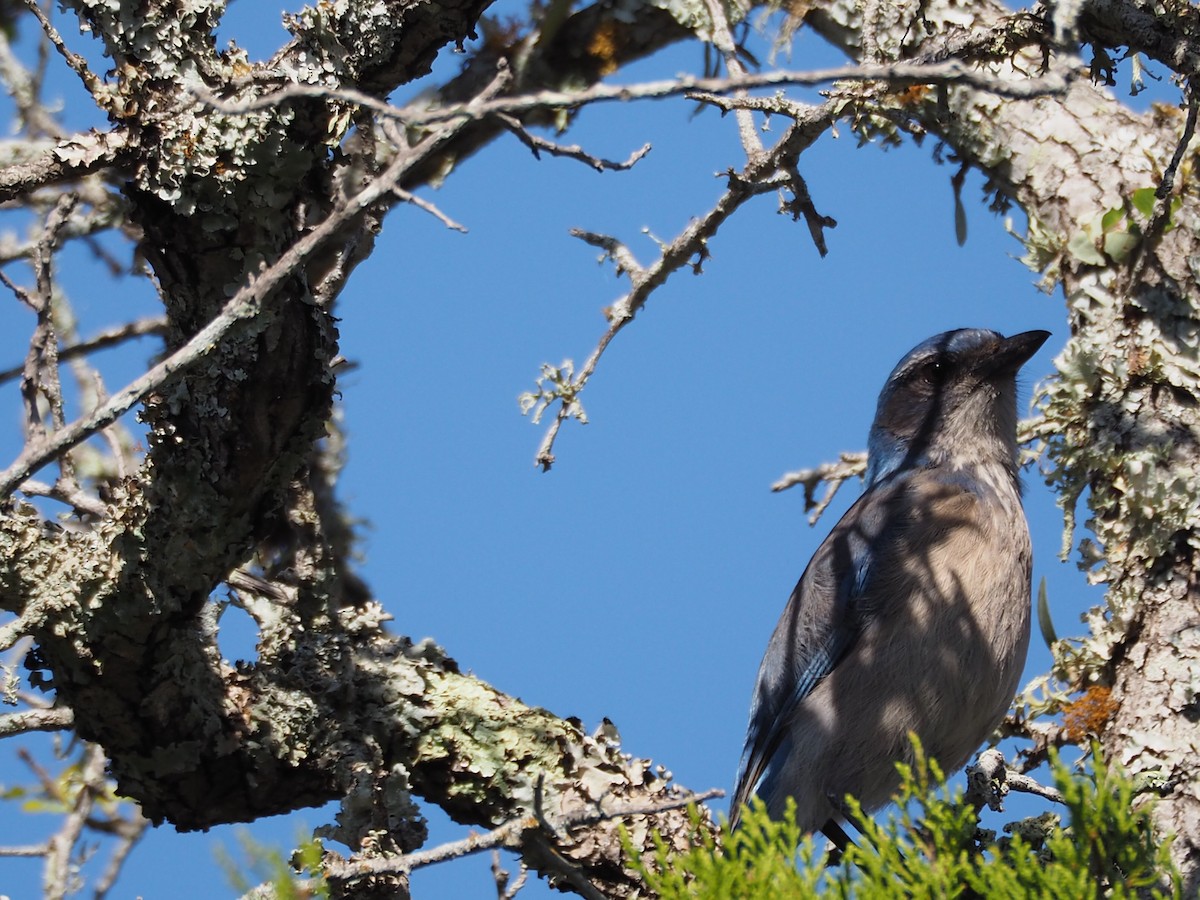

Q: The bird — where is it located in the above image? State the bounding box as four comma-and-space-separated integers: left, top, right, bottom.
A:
731, 328, 1050, 843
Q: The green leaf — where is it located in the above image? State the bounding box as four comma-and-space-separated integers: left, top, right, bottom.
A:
1067, 228, 1106, 266
1131, 187, 1157, 220
1037, 577, 1057, 647
1103, 228, 1139, 264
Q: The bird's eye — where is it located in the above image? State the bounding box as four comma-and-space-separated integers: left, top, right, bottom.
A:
921, 359, 948, 384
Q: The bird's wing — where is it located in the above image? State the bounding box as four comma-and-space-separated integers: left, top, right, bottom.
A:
730, 479, 904, 820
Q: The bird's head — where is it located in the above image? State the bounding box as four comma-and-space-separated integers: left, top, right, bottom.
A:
865, 329, 1050, 486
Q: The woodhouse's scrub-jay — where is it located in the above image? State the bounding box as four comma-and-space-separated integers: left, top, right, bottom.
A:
732, 328, 1050, 838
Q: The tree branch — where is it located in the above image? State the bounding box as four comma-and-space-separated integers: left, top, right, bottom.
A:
0, 706, 74, 736
0, 129, 130, 205
324, 787, 723, 881
527, 98, 840, 470
0, 67, 513, 498
197, 60, 1068, 127
0, 317, 167, 385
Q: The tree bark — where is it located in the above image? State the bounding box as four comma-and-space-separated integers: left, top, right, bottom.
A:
1, 0, 711, 893
3, 0, 1198, 893
804, 0, 1200, 886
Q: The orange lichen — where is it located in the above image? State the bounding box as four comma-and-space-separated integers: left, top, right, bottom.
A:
1127, 344, 1150, 376
894, 85, 933, 106
1062, 685, 1118, 742
588, 20, 623, 76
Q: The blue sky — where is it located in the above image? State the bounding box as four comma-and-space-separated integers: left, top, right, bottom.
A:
0, 2, 1118, 897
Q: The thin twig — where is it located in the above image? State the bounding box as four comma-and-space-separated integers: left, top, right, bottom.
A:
0, 264, 36, 308
391, 187, 468, 232
568, 229, 644, 278
15, 478, 107, 516
1005, 769, 1066, 804
532, 100, 840, 469
33, 195, 77, 455
965, 747, 1065, 813
43, 746, 106, 900
771, 415, 1050, 521
771, 452, 868, 523
18, 0, 103, 98
0, 843, 50, 857
324, 787, 723, 881
0, 317, 166, 385
700, 0, 763, 159
496, 112, 652, 172
688, 92, 814, 116
92, 808, 150, 900
1128, 77, 1198, 289
0, 66, 514, 498
492, 850, 529, 900
198, 60, 1068, 125
779, 163, 837, 256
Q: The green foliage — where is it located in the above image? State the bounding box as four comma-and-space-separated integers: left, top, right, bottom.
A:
215, 828, 329, 899
633, 746, 1179, 899
627, 798, 828, 899
1065, 187, 1182, 267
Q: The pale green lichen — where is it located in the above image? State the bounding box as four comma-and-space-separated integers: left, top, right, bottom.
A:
65, 0, 227, 82
1034, 264, 1200, 689
519, 359, 589, 425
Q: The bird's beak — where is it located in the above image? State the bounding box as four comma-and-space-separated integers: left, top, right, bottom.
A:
983, 330, 1051, 375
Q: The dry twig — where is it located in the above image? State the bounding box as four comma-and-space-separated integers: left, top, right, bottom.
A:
530, 99, 840, 470
324, 787, 723, 882
0, 66, 514, 498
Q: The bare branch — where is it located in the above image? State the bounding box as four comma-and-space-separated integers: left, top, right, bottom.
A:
0, 706, 74, 736
18, 0, 104, 99
770, 416, 1051, 525
1004, 768, 1067, 804
0, 316, 167, 386
0, 66, 514, 498
778, 164, 837, 257
699, 0, 763, 160
198, 60, 1069, 127
492, 851, 529, 900
687, 91, 812, 116
92, 809, 149, 900
43, 747, 105, 900
771, 451, 867, 522
965, 748, 1066, 814
496, 113, 652, 172
531, 99, 840, 470
391, 187, 469, 233
569, 229, 644, 279
0, 264, 37, 309
6, 740, 148, 900
324, 787, 723, 882
415, 61, 1068, 124
16, 478, 107, 517
19, 194, 77, 452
